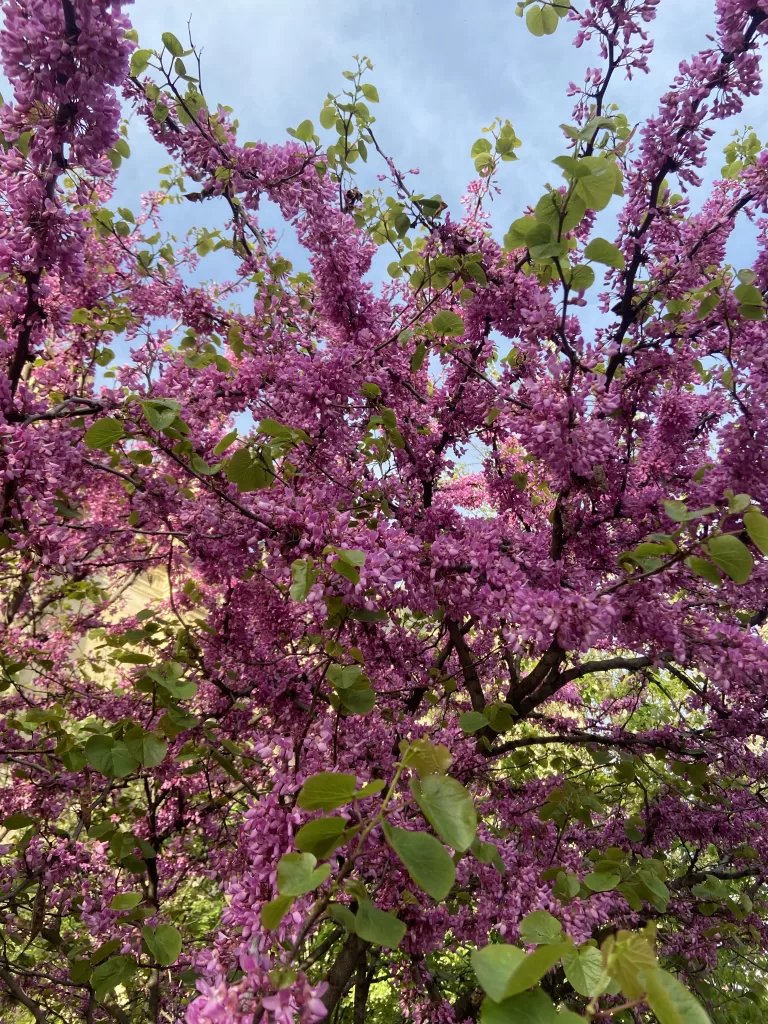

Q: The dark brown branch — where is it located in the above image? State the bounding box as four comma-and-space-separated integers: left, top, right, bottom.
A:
18, 397, 104, 427
446, 618, 486, 712
559, 655, 653, 685
405, 635, 453, 715
671, 867, 762, 891
61, 0, 80, 42
319, 933, 369, 1021
485, 729, 700, 760
101, 999, 133, 1024
0, 965, 50, 1023
353, 954, 372, 1024
82, 457, 146, 490
7, 272, 43, 403
550, 491, 568, 561
410, 954, 442, 1004
453, 986, 483, 1024
605, 10, 766, 387
507, 639, 564, 714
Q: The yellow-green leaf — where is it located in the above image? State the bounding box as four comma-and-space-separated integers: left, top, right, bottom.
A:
744, 510, 768, 555
706, 534, 753, 584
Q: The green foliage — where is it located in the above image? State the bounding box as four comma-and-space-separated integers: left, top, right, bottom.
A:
583, 237, 625, 269
224, 446, 274, 491
461, 710, 489, 733
525, 5, 560, 36
562, 944, 604, 997
277, 852, 332, 896
472, 941, 570, 1003
518, 910, 563, 945
481, 989, 581, 1023
261, 895, 293, 930
142, 924, 182, 966
354, 900, 406, 948
640, 967, 713, 1024
722, 128, 763, 179
84, 735, 140, 777
2, 813, 35, 829
84, 417, 124, 450
130, 49, 152, 75
410, 774, 477, 852
161, 32, 184, 57
744, 510, 768, 554
294, 816, 348, 859
91, 956, 137, 1002
569, 263, 595, 290
706, 534, 753, 584
430, 310, 465, 336
382, 824, 455, 900
139, 398, 180, 431
290, 557, 319, 601
109, 892, 143, 910
686, 556, 722, 584
471, 927, 712, 1023
401, 737, 453, 776
297, 772, 358, 811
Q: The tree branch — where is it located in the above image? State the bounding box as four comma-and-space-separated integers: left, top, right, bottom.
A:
507, 639, 564, 714
319, 933, 369, 1021
446, 618, 486, 712
0, 965, 50, 1023
485, 728, 700, 760
559, 655, 654, 685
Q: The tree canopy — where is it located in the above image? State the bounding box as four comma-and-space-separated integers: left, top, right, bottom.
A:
2, 0, 768, 1022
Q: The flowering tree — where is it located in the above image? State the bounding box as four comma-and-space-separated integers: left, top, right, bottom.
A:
3, 0, 768, 1020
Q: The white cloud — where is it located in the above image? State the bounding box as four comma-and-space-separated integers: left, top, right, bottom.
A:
24, 0, 760, 342
124, 1, 766, 231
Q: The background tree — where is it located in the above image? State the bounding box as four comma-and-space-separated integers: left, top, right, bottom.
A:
2, 0, 768, 1021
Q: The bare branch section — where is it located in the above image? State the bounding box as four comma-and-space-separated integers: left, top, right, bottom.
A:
0, 966, 50, 1023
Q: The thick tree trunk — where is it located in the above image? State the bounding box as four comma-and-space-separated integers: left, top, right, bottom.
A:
320, 934, 369, 1020
352, 956, 371, 1024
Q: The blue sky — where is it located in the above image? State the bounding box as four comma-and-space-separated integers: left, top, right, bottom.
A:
92, 0, 768, 430
118, 0, 767, 271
